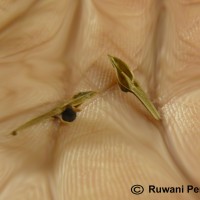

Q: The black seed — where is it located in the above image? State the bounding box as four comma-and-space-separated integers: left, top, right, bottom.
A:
11, 131, 17, 136
61, 106, 77, 122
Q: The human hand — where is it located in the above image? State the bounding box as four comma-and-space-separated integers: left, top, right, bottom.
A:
0, 1, 199, 199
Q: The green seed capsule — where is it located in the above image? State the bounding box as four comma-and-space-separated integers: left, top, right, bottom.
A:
10, 91, 97, 136
108, 55, 161, 120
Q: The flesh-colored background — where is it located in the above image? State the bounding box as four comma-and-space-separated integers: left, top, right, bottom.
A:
0, 0, 200, 199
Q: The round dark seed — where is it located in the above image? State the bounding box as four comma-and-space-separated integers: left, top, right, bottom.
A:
11, 131, 17, 136
61, 106, 77, 122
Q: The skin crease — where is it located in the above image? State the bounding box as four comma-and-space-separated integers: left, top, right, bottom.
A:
0, 0, 200, 199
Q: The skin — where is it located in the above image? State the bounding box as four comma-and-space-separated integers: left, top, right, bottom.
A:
0, 0, 200, 199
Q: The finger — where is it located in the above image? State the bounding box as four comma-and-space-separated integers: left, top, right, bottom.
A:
157, 0, 200, 184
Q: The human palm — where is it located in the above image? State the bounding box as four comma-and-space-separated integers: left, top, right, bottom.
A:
0, 1, 199, 200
